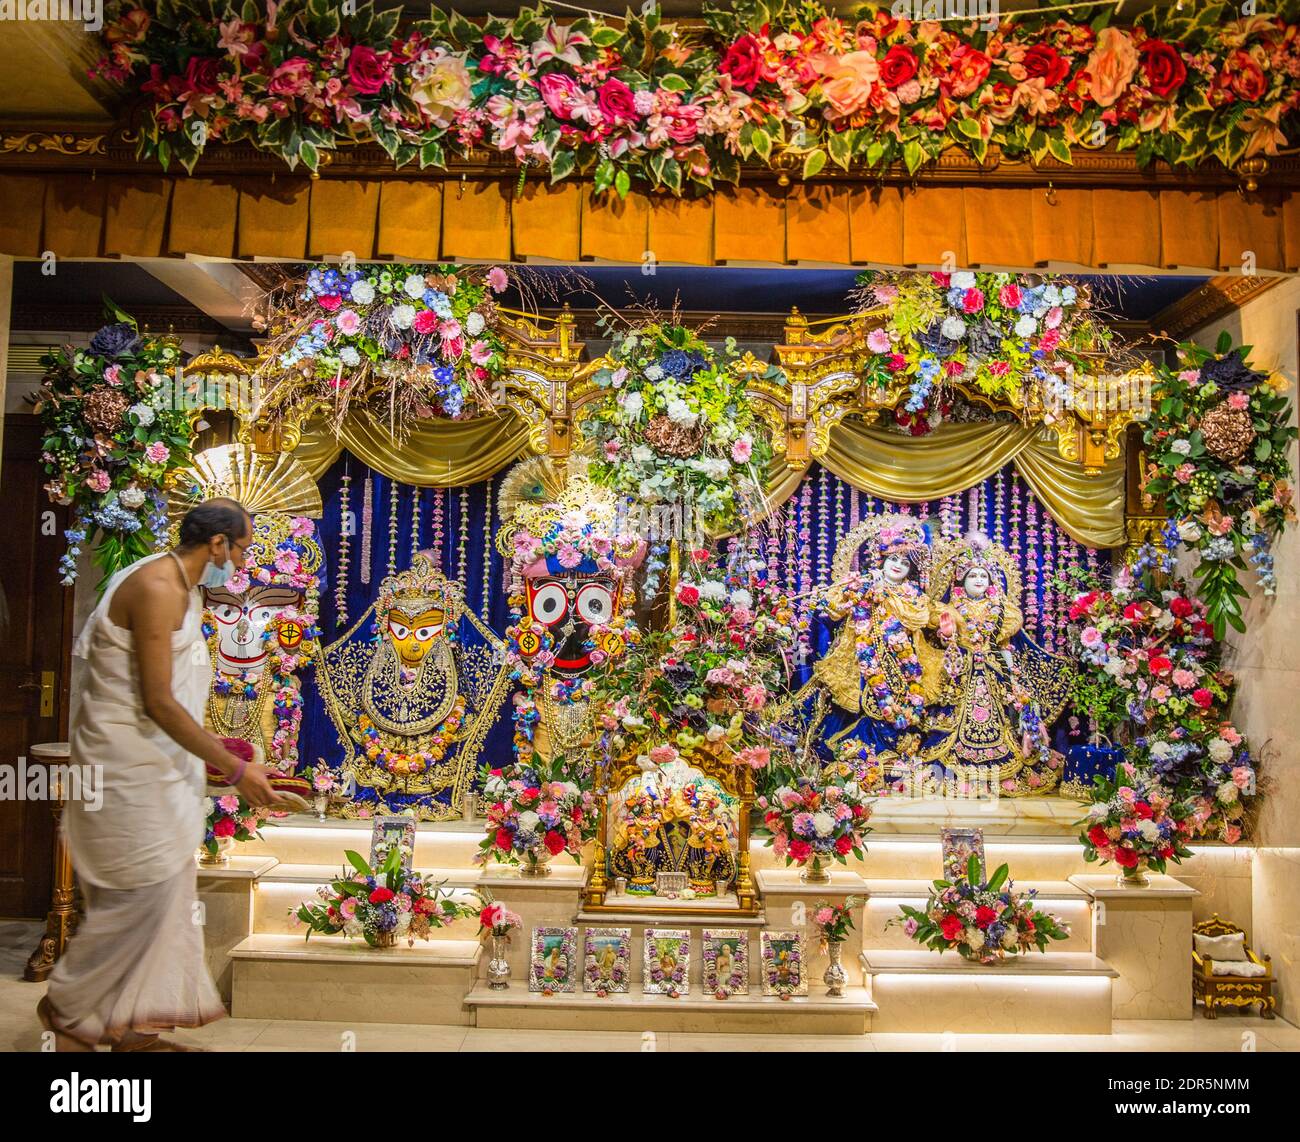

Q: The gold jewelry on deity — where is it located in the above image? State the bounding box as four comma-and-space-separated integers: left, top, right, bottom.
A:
207, 671, 272, 739
387, 479, 399, 576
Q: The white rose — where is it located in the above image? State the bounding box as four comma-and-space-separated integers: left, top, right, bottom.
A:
951, 271, 977, 289
706, 724, 726, 742
350, 279, 375, 305
484, 775, 508, 798
129, 402, 155, 426
392, 304, 416, 330
517, 810, 540, 833
465, 311, 485, 336
1137, 818, 1161, 842
1207, 738, 1232, 764
1014, 314, 1037, 338
403, 273, 427, 299
812, 811, 835, 837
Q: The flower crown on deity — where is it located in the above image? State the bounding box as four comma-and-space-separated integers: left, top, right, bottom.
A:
230, 514, 323, 594
832, 512, 933, 589
932, 532, 1021, 603
373, 551, 464, 633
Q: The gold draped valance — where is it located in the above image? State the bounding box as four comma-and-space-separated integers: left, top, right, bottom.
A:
295, 408, 534, 487
764, 420, 1125, 548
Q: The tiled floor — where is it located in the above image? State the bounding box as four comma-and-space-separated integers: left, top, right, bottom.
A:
4, 920, 1295, 1052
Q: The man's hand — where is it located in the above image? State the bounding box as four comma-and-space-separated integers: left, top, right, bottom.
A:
235, 762, 277, 808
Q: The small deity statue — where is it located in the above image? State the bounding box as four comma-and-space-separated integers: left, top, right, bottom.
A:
317, 553, 508, 820
495, 456, 644, 769
803, 513, 942, 778
679, 784, 737, 896
920, 533, 1074, 795
609, 789, 667, 894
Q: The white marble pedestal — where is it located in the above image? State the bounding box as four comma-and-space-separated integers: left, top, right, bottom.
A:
197, 855, 277, 1004
756, 868, 868, 989
1069, 873, 1199, 1019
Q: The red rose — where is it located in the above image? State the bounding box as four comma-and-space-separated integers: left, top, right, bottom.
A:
1170, 596, 1194, 619
720, 35, 765, 92
596, 78, 637, 124
368, 886, 395, 903
1087, 824, 1110, 847
945, 44, 992, 98
1133, 801, 1154, 820
1193, 688, 1214, 709
518, 787, 539, 804
878, 45, 919, 90
788, 839, 812, 862
676, 584, 700, 606
1224, 49, 1266, 102
835, 834, 853, 855
347, 46, 391, 96
495, 827, 513, 851
974, 905, 997, 928
412, 309, 438, 336
543, 829, 567, 856
939, 913, 964, 941
212, 816, 236, 838
1114, 847, 1140, 868
1148, 656, 1172, 677
184, 55, 221, 95
1139, 39, 1187, 99
1021, 43, 1069, 87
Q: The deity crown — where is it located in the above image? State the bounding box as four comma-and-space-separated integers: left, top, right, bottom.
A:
374, 552, 463, 625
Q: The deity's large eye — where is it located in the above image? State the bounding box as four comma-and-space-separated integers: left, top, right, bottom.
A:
250, 606, 278, 627
212, 604, 241, 625
576, 582, 615, 625
530, 582, 569, 627
388, 619, 411, 641
413, 621, 443, 641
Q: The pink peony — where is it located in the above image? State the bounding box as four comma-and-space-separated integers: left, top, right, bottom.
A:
86, 469, 112, 493
144, 441, 170, 464
411, 309, 438, 336
486, 266, 509, 293
731, 436, 752, 463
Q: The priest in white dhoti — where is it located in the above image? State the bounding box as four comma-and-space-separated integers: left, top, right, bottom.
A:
40, 499, 277, 1051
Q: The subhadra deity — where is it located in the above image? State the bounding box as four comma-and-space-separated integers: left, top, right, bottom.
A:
920, 533, 1075, 796
317, 553, 509, 820
806, 513, 942, 780
202, 513, 323, 775
495, 456, 645, 769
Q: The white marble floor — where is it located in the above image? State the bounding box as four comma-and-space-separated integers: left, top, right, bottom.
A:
3, 920, 1296, 1052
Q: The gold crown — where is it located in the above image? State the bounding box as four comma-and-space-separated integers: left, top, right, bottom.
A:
375, 552, 463, 624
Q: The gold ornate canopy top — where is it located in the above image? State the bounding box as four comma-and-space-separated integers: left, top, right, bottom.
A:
928, 534, 1023, 605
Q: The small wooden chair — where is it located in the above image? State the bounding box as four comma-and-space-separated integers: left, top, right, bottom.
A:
1192, 915, 1275, 1019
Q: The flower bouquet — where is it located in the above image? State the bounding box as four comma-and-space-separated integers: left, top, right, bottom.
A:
35, 304, 193, 588
201, 792, 270, 865
1076, 763, 1196, 886
893, 859, 1070, 964
756, 773, 872, 884
811, 898, 860, 949
1139, 331, 1297, 637
480, 901, 523, 990
476, 753, 595, 876
294, 848, 473, 948
259, 262, 510, 431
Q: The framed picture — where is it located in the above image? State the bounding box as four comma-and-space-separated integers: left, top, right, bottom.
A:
940, 827, 985, 884
643, 928, 690, 996
529, 927, 578, 993
583, 927, 632, 995
702, 929, 749, 997
369, 816, 416, 875
760, 930, 807, 997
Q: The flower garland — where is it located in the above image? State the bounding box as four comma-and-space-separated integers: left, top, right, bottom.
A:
36, 307, 192, 588
1140, 331, 1297, 638
357, 697, 465, 777
96, 3, 1300, 190
336, 470, 351, 627
258, 262, 510, 433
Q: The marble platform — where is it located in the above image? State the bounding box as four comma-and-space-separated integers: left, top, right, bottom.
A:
862, 949, 1118, 1034
757, 868, 868, 986
197, 855, 278, 1004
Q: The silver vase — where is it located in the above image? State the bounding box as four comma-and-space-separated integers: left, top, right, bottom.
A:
487, 932, 511, 990
823, 940, 847, 998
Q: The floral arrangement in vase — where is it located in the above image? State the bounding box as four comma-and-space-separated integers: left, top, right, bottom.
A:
756, 772, 872, 883
258, 262, 511, 431
1139, 331, 1296, 637
581, 317, 776, 595
202, 792, 270, 864
893, 858, 1070, 963
1076, 763, 1196, 885
479, 901, 522, 937
97, 3, 1300, 188
591, 551, 795, 771
294, 848, 473, 948
35, 305, 193, 588
811, 898, 859, 948
853, 270, 1115, 435
475, 753, 596, 875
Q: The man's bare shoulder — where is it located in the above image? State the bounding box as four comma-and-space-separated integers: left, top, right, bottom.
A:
109, 558, 187, 627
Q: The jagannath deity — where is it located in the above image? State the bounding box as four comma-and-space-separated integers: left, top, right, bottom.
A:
920, 533, 1075, 795
317, 552, 508, 820
495, 456, 645, 769
804, 513, 943, 778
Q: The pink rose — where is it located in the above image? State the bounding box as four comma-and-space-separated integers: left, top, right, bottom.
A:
538, 73, 580, 120
818, 51, 880, 121
597, 78, 637, 124
1078, 27, 1138, 108
1228, 392, 1250, 410
144, 441, 170, 464
86, 469, 112, 493
268, 57, 314, 98
347, 46, 391, 96
961, 288, 985, 314
104, 364, 123, 386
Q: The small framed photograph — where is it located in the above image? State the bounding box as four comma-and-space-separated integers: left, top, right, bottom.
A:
760, 930, 807, 997
583, 927, 632, 995
369, 816, 416, 875
643, 928, 690, 997
529, 927, 578, 993
940, 827, 985, 884
702, 929, 749, 997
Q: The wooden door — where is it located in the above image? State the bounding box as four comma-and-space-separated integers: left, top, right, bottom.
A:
0, 414, 72, 917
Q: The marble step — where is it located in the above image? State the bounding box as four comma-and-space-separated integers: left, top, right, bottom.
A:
860, 949, 1116, 1034
229, 934, 481, 1026
465, 981, 876, 1034
240, 817, 485, 868
252, 864, 484, 939
860, 879, 1093, 952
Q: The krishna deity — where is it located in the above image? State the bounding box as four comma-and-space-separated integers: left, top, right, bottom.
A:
317, 552, 509, 820
495, 456, 645, 770
920, 533, 1074, 795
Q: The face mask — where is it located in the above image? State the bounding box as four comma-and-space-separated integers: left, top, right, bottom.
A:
199, 536, 236, 589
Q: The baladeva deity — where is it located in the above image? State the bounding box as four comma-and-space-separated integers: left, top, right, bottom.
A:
802, 513, 943, 779
495, 456, 645, 769
608, 787, 667, 894
921, 533, 1074, 795
676, 783, 737, 896
317, 552, 509, 820
173, 445, 325, 776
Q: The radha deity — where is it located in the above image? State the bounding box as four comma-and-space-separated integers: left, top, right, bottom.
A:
920, 533, 1075, 795
317, 553, 509, 820
495, 456, 645, 770
802, 513, 942, 779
